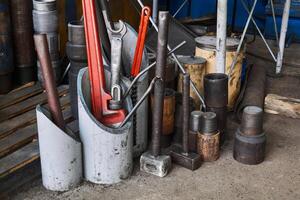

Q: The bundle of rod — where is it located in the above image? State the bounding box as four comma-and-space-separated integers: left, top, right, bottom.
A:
204, 73, 228, 145
233, 106, 266, 165
66, 21, 87, 118
32, 0, 61, 86
0, 0, 14, 94
10, 0, 36, 84
234, 65, 267, 121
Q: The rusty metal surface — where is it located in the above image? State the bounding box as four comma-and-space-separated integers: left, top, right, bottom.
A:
34, 34, 66, 131
234, 65, 267, 121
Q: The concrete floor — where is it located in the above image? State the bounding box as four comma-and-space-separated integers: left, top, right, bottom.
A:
10, 60, 300, 200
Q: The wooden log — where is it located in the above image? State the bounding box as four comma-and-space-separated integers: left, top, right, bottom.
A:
197, 131, 220, 162
264, 94, 300, 119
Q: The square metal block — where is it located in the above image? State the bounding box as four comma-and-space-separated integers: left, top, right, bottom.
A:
140, 151, 172, 177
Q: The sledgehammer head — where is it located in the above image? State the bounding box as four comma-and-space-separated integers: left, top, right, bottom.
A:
140, 151, 171, 177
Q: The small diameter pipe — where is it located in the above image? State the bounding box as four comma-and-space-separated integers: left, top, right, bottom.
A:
34, 34, 66, 131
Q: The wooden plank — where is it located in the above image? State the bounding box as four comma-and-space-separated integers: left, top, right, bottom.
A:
0, 85, 68, 122
0, 141, 39, 178
0, 94, 71, 140
265, 94, 300, 119
0, 84, 43, 110
0, 106, 73, 158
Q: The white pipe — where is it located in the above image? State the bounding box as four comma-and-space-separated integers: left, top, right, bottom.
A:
216, 0, 228, 73
152, 0, 158, 24
276, 0, 291, 74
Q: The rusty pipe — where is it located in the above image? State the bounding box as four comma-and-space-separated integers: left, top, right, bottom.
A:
182, 73, 190, 154
34, 34, 66, 131
151, 11, 169, 157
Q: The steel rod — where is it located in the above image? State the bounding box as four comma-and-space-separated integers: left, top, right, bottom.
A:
182, 73, 190, 153
34, 34, 66, 131
216, 0, 227, 73
151, 11, 169, 157
152, 0, 158, 24
276, 0, 291, 74
173, 0, 189, 18
123, 40, 186, 98
270, 0, 279, 45
137, 0, 206, 110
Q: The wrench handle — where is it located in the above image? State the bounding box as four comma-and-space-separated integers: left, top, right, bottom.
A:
131, 6, 151, 77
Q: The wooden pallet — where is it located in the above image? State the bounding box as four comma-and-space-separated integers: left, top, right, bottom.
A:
0, 83, 77, 196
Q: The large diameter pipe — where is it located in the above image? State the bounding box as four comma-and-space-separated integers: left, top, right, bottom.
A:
276, 0, 291, 74
34, 34, 66, 131
216, 0, 227, 73
151, 11, 169, 157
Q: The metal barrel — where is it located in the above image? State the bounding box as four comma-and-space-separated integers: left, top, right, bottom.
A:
10, 0, 36, 84
0, 1, 14, 94
34, 34, 66, 131
200, 112, 218, 134
190, 111, 203, 132
204, 73, 228, 108
151, 11, 169, 157
240, 106, 263, 136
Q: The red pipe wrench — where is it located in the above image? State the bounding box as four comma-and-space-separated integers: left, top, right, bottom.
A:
82, 0, 126, 125
130, 6, 151, 77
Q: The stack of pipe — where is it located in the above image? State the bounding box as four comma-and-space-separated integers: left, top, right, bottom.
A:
0, 0, 14, 93
32, 0, 60, 86
66, 21, 87, 118
10, 0, 36, 84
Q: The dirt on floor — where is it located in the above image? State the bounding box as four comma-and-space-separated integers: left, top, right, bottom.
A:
8, 58, 300, 200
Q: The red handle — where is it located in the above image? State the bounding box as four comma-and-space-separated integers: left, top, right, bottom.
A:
130, 6, 151, 77
82, 0, 125, 125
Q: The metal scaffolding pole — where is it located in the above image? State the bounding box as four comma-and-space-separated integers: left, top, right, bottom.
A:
216, 0, 227, 73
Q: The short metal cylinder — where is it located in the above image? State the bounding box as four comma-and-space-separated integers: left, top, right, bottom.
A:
190, 110, 203, 132
10, 0, 36, 84
206, 106, 227, 144
240, 106, 263, 136
46, 32, 59, 60
233, 130, 266, 165
197, 131, 220, 162
204, 73, 228, 108
37, 60, 61, 86
200, 112, 218, 134
68, 21, 85, 45
33, 0, 57, 11
78, 68, 133, 184
36, 105, 82, 191
32, 9, 58, 33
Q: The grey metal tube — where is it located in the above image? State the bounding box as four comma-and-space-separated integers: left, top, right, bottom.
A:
173, 0, 189, 18
152, 0, 158, 24
151, 11, 169, 157
216, 0, 227, 73
182, 73, 190, 153
270, 0, 279, 45
276, 0, 291, 74
137, 0, 206, 109
229, 0, 258, 74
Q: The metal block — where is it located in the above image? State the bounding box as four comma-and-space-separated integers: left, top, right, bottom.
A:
36, 105, 82, 191
140, 151, 171, 178
170, 144, 202, 171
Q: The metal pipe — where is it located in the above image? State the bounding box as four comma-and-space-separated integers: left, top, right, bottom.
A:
137, 0, 206, 110
123, 40, 186, 98
34, 34, 66, 131
270, 0, 279, 45
152, 0, 158, 24
182, 73, 190, 153
99, 0, 114, 30
173, 0, 189, 18
229, 0, 258, 74
151, 11, 169, 157
216, 0, 227, 73
276, 0, 291, 74
119, 77, 158, 127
